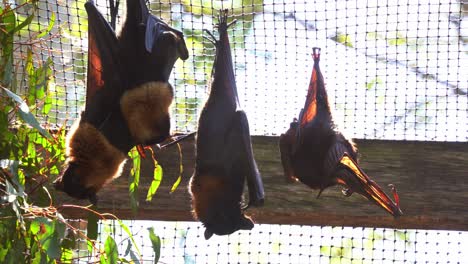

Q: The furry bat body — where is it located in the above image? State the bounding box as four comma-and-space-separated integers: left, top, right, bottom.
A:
190, 10, 265, 240
279, 48, 402, 216
54, 0, 188, 203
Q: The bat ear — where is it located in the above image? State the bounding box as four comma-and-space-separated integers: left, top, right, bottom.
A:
204, 229, 214, 240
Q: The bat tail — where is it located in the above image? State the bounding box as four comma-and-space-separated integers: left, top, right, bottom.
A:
120, 81, 173, 145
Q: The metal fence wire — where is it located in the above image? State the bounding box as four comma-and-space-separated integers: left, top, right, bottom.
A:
67, 219, 468, 263
8, 0, 468, 263
14, 0, 467, 141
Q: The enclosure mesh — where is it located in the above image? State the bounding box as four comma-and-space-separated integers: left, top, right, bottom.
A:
13, 0, 467, 141
8, 0, 468, 263
66, 219, 468, 263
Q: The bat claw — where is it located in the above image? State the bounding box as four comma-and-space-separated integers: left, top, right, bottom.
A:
388, 184, 400, 208
203, 29, 217, 44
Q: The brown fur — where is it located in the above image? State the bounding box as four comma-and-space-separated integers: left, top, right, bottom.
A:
66, 120, 126, 190
189, 173, 226, 221
120, 81, 173, 143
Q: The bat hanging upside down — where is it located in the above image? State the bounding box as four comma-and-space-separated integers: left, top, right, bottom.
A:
279, 48, 402, 217
54, 0, 188, 203
189, 10, 265, 240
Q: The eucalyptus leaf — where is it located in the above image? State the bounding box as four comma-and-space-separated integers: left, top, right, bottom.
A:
146, 164, 162, 201
37, 12, 56, 38
104, 236, 119, 264
1, 87, 51, 139
129, 148, 140, 211
148, 227, 161, 263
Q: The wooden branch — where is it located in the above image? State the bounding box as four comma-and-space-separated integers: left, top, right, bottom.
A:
56, 136, 468, 231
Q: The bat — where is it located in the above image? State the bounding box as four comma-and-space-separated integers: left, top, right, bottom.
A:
189, 10, 265, 240
54, 0, 188, 203
279, 48, 402, 216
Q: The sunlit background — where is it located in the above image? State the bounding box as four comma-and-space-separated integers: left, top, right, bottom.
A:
26, 0, 467, 141
12, 0, 468, 262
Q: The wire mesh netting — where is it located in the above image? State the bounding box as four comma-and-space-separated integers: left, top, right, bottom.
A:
66, 219, 468, 263
5, 0, 468, 263
11, 0, 467, 141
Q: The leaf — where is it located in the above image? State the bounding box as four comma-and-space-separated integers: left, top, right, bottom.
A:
30, 217, 61, 259
87, 206, 99, 241
129, 148, 140, 211
332, 32, 354, 48
37, 11, 56, 38
124, 239, 132, 256
146, 164, 162, 201
170, 143, 183, 193
1, 87, 51, 139
148, 227, 161, 263
117, 220, 141, 256
130, 250, 141, 264
9, 12, 35, 35
60, 248, 73, 263
104, 236, 119, 264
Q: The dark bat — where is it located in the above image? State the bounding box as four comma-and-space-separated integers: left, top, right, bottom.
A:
189, 10, 265, 240
279, 48, 402, 216
54, 0, 188, 203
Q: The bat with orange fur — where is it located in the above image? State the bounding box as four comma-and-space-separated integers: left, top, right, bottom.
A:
54, 0, 188, 203
189, 10, 265, 239
279, 48, 402, 216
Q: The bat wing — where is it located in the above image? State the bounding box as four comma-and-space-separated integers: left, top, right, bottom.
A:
228, 111, 265, 208
279, 120, 299, 182
299, 48, 324, 128
324, 141, 402, 216
294, 48, 331, 149
82, 1, 124, 126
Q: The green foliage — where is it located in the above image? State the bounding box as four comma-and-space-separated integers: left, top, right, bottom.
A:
148, 227, 161, 263
332, 32, 354, 48
129, 148, 141, 212
181, 0, 264, 16
146, 160, 163, 201
0, 1, 147, 263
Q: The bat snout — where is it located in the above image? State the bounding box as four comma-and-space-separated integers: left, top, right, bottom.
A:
55, 165, 99, 204
203, 214, 254, 240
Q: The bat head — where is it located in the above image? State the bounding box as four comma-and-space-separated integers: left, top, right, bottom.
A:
203, 213, 254, 240
334, 153, 403, 217
54, 163, 98, 205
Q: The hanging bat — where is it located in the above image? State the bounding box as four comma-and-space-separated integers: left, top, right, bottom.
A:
54, 0, 188, 203
189, 10, 265, 240
279, 48, 402, 216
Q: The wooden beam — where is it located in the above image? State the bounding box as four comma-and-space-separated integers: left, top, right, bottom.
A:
56, 136, 468, 231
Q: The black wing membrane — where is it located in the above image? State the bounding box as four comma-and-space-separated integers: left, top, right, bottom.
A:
234, 111, 264, 208
278, 48, 402, 217
82, 1, 124, 127
190, 10, 264, 239
55, 0, 189, 203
